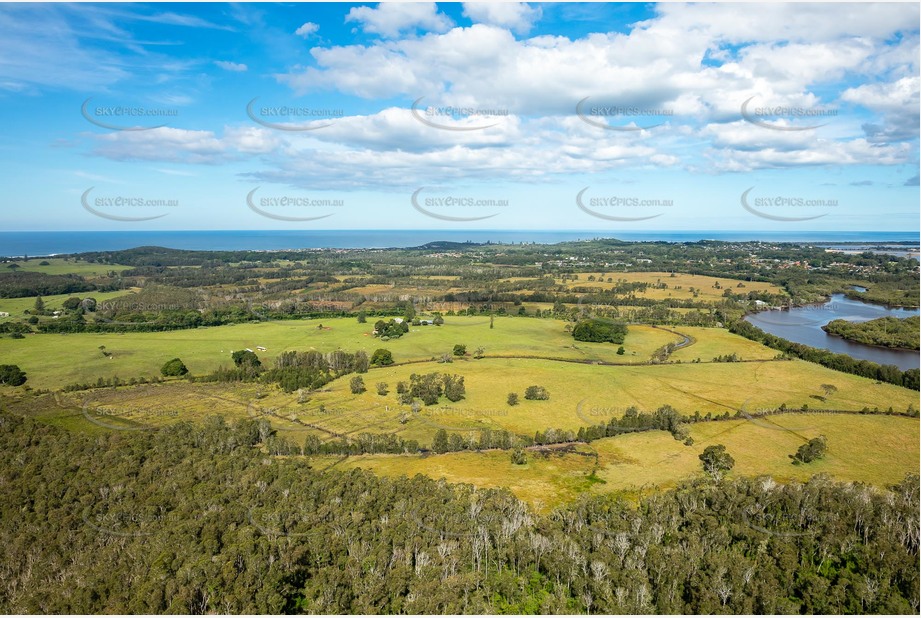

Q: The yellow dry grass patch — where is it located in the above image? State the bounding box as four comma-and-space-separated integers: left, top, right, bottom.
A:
323, 414, 918, 510
50, 352, 918, 445
668, 327, 780, 361
559, 271, 783, 301
321, 445, 599, 512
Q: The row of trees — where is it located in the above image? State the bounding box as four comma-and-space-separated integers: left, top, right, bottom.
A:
730, 319, 920, 390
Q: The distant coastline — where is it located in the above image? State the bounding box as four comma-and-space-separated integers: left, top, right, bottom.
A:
0, 230, 918, 258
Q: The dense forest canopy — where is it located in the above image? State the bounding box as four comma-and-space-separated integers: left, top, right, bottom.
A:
823, 316, 920, 350
0, 413, 917, 614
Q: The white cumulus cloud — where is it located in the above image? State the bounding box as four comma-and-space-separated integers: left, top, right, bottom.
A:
345, 2, 452, 38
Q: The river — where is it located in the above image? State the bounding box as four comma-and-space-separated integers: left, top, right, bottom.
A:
744, 294, 920, 371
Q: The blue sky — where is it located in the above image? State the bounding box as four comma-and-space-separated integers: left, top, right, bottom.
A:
0, 1, 918, 232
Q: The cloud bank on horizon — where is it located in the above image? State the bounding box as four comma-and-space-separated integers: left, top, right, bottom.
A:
0, 2, 918, 232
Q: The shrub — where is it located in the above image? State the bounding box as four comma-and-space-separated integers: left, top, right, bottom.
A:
793, 436, 827, 464
349, 376, 366, 394
0, 364, 27, 386
507, 392, 519, 406
232, 350, 261, 368
453, 344, 466, 356
370, 348, 394, 366
524, 385, 550, 401
160, 358, 189, 377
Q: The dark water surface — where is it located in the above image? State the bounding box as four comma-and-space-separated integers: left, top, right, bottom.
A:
745, 294, 920, 370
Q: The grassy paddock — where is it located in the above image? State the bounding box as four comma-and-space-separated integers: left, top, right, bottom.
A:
2, 258, 132, 276
558, 271, 784, 301
0, 316, 682, 389
37, 351, 918, 446
0, 290, 137, 323
325, 414, 918, 510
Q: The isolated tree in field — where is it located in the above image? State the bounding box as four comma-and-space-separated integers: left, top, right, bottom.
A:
524, 385, 550, 401
160, 358, 188, 377
232, 349, 261, 368
699, 444, 734, 481
453, 344, 466, 356
349, 376, 366, 394
820, 384, 838, 397
490, 315, 494, 329
432, 429, 449, 454
356, 310, 367, 324
370, 348, 393, 366
33, 296, 44, 314
507, 392, 519, 406
511, 448, 527, 465
617, 346, 625, 355
474, 346, 485, 359
793, 436, 827, 464
432, 313, 444, 326
443, 374, 466, 402
376, 382, 388, 396
0, 364, 27, 386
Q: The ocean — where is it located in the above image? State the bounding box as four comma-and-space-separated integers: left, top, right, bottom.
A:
0, 230, 918, 257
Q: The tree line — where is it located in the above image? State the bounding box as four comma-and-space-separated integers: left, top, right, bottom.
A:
730, 319, 919, 390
